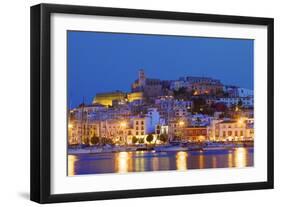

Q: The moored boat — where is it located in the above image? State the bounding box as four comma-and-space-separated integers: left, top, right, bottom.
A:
154, 145, 188, 152
202, 142, 235, 151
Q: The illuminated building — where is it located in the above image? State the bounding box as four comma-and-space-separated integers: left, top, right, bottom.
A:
69, 68, 255, 146
237, 88, 253, 97
131, 69, 164, 97
154, 97, 192, 119
188, 114, 212, 127
168, 119, 187, 140
189, 81, 223, 96
131, 108, 160, 137
93, 91, 126, 107
181, 127, 207, 142
216, 97, 254, 108
224, 85, 253, 98
70, 103, 106, 120
170, 80, 190, 91
174, 106, 189, 118
170, 76, 223, 96
68, 120, 100, 145
127, 92, 143, 102
99, 120, 129, 144
93, 91, 143, 107
155, 124, 169, 135
207, 118, 254, 142
131, 69, 146, 91
168, 76, 223, 96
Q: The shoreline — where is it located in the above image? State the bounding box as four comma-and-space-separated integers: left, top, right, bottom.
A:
68, 143, 253, 155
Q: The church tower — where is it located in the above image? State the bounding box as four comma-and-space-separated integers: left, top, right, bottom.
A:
138, 69, 146, 87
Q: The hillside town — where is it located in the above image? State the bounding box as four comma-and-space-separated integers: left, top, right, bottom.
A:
68, 69, 254, 152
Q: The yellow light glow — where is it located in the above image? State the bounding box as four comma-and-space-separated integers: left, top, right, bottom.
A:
234, 147, 247, 168
115, 151, 132, 173
176, 151, 188, 171
68, 123, 73, 129
120, 122, 127, 128
199, 153, 204, 169
198, 135, 205, 142
179, 121, 185, 126
68, 155, 77, 176
237, 117, 246, 125
151, 157, 160, 171
228, 152, 233, 167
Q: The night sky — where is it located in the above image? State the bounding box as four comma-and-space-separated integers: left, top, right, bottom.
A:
67, 31, 254, 108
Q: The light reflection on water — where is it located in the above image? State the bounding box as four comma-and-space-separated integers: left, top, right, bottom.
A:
234, 147, 248, 168
68, 147, 253, 175
212, 156, 217, 168
228, 152, 233, 168
176, 151, 188, 171
199, 153, 204, 169
115, 151, 132, 173
68, 155, 77, 176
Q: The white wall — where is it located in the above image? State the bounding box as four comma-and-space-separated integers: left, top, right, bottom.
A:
0, 0, 280, 206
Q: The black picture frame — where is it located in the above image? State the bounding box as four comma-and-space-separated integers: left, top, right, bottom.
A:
30, 3, 274, 204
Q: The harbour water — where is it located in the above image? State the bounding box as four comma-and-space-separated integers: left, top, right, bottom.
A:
68, 147, 253, 175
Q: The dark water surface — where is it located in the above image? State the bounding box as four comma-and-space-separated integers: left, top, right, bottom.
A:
68, 147, 253, 175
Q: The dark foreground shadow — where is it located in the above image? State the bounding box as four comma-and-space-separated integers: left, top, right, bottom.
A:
18, 192, 29, 200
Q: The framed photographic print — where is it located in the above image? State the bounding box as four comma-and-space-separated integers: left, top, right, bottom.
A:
30, 3, 274, 203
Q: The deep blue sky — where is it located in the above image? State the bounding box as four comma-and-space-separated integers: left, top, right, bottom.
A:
68, 31, 253, 108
